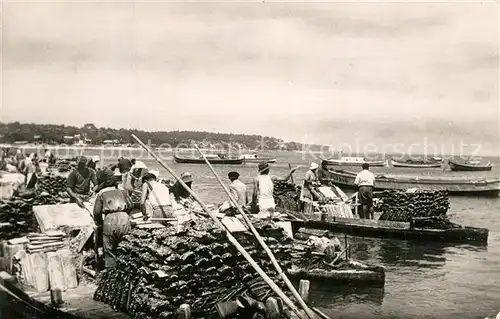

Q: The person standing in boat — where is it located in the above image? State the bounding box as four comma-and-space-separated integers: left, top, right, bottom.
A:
354, 163, 375, 219
93, 169, 133, 268
252, 162, 298, 218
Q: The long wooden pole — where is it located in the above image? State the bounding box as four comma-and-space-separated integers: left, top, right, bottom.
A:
194, 145, 316, 319
131, 135, 306, 319
288, 163, 295, 184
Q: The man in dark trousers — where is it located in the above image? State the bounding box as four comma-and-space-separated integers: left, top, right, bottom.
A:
67, 156, 97, 208
93, 169, 133, 268
354, 163, 375, 219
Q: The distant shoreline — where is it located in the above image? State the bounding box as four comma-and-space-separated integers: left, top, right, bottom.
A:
1, 143, 498, 158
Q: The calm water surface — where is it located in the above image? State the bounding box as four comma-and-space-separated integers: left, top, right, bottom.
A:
3, 149, 500, 318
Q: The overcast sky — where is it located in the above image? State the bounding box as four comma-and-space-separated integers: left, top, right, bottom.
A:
1, 1, 499, 154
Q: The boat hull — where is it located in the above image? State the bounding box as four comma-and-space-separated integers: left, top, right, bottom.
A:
449, 161, 493, 171
390, 159, 441, 168
287, 261, 385, 287
289, 217, 489, 244
329, 170, 500, 196
326, 160, 386, 167
243, 158, 277, 163
174, 155, 243, 165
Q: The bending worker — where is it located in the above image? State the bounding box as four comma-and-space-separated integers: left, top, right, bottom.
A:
141, 170, 173, 219
171, 172, 194, 202
252, 162, 298, 218
317, 160, 332, 185
93, 169, 133, 268
67, 156, 97, 208
354, 163, 375, 219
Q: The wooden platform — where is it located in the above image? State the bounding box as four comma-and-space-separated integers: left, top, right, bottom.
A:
0, 271, 130, 319
28, 284, 131, 319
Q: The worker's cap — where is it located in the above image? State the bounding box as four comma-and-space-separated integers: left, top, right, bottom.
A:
258, 162, 269, 173
228, 171, 240, 179
92, 156, 101, 162
133, 161, 147, 170
142, 170, 159, 183
181, 172, 193, 183
310, 162, 319, 170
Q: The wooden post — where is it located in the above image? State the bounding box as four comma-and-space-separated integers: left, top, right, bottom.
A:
354, 193, 358, 217
298, 280, 310, 303
177, 304, 191, 319
344, 234, 348, 262
266, 297, 280, 319
50, 288, 64, 308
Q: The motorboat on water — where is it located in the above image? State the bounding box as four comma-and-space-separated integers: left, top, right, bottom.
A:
239, 154, 277, 163
324, 157, 387, 167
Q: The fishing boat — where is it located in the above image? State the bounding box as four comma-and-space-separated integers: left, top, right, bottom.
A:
288, 217, 489, 244
325, 157, 386, 167
390, 159, 442, 168
173, 154, 243, 165
239, 154, 277, 163
329, 169, 500, 196
448, 159, 493, 172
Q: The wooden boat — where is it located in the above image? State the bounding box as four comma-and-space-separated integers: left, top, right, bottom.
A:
288, 216, 489, 244
325, 157, 386, 167
329, 169, 500, 196
287, 260, 385, 287
448, 159, 493, 172
390, 159, 442, 168
239, 154, 277, 163
173, 154, 243, 165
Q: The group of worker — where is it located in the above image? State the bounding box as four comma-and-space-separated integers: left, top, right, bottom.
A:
0, 148, 57, 188
65, 155, 198, 268
65, 154, 374, 268
303, 160, 375, 219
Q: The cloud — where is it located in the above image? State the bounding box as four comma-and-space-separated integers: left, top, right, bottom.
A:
1, 1, 498, 151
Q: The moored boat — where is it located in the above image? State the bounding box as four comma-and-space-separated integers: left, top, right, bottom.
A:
325, 157, 386, 167
173, 154, 243, 164
239, 154, 277, 163
448, 159, 493, 172
287, 260, 385, 286
288, 217, 489, 244
329, 169, 500, 196
390, 159, 442, 168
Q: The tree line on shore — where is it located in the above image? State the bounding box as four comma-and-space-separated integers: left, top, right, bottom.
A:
0, 122, 322, 151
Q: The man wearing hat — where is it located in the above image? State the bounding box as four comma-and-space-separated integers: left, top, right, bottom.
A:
67, 156, 98, 208
171, 172, 193, 202
303, 162, 325, 201
252, 162, 299, 218
228, 171, 247, 207
140, 170, 173, 219
93, 168, 133, 268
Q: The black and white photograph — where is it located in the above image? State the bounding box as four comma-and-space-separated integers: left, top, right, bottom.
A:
0, 1, 498, 318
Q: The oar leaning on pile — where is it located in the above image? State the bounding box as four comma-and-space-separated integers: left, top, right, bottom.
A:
194, 144, 317, 319
130, 134, 309, 319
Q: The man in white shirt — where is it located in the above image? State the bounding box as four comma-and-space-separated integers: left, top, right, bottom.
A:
354, 163, 375, 219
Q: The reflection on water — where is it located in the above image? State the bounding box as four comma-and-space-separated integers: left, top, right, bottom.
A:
310, 285, 385, 307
